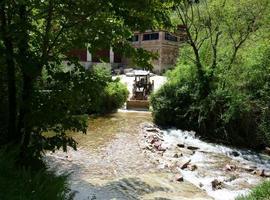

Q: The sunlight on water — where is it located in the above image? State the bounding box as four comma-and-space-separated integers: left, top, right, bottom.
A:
45, 111, 270, 200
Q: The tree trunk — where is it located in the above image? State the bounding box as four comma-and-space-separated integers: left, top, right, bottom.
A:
5, 38, 17, 142
0, 4, 18, 142
17, 74, 34, 162
190, 41, 209, 98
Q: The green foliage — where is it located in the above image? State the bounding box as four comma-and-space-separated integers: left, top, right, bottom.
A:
25, 63, 128, 159
0, 148, 72, 200
152, 0, 270, 148
0, 0, 176, 162
102, 80, 129, 113
152, 48, 270, 148
236, 181, 270, 200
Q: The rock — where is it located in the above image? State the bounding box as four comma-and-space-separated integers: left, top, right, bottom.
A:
211, 179, 223, 190
230, 151, 240, 157
251, 170, 257, 175
140, 122, 155, 129
187, 146, 200, 151
225, 175, 237, 182
259, 169, 270, 178
243, 166, 257, 172
175, 174, 184, 182
224, 164, 236, 171
177, 143, 185, 148
179, 159, 191, 170
180, 148, 195, 156
157, 145, 166, 152
199, 183, 204, 188
173, 153, 183, 158
265, 147, 270, 155
188, 164, 198, 171
150, 138, 159, 144
145, 127, 160, 133
173, 153, 179, 158
153, 141, 162, 149
146, 145, 154, 151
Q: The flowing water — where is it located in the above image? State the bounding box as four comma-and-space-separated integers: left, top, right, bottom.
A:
152, 129, 270, 200
45, 111, 210, 200
45, 111, 270, 200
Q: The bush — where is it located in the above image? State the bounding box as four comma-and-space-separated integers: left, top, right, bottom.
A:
236, 181, 270, 200
101, 80, 129, 113
0, 148, 72, 200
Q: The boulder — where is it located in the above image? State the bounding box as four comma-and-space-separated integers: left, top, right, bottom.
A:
243, 166, 257, 172
173, 153, 179, 158
211, 179, 223, 190
188, 164, 198, 171
224, 164, 236, 171
140, 122, 155, 129
177, 143, 185, 148
230, 151, 240, 157
150, 137, 159, 144
153, 141, 162, 149
179, 159, 191, 170
175, 174, 184, 182
265, 147, 270, 155
157, 145, 166, 152
173, 153, 183, 158
187, 146, 200, 151
145, 127, 160, 133
259, 169, 270, 178
225, 175, 237, 182
180, 148, 195, 156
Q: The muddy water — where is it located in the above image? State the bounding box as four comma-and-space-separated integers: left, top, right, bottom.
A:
45, 111, 211, 200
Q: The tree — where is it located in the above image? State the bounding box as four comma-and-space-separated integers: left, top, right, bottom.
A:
151, 0, 270, 148
0, 0, 175, 162
174, 0, 269, 97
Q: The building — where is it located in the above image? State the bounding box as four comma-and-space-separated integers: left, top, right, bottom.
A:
68, 26, 186, 74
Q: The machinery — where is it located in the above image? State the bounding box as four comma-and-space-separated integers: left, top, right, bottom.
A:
127, 70, 154, 110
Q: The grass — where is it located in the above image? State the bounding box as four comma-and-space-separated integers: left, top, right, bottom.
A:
0, 147, 72, 200
236, 181, 270, 200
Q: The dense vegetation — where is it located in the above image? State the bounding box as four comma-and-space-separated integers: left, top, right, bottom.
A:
0, 148, 72, 200
0, 0, 174, 161
151, 0, 270, 148
0, 0, 174, 198
236, 181, 270, 200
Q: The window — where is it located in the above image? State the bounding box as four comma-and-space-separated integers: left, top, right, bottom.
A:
143, 33, 159, 41
128, 35, 139, 42
165, 33, 178, 42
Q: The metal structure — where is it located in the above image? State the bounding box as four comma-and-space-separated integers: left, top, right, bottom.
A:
131, 71, 154, 100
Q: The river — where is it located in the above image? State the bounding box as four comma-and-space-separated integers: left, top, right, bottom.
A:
45, 110, 270, 200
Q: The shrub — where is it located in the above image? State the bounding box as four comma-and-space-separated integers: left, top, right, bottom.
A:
0, 148, 72, 200
151, 52, 270, 148
101, 80, 129, 113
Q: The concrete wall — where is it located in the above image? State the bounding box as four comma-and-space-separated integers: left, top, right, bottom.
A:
127, 31, 180, 74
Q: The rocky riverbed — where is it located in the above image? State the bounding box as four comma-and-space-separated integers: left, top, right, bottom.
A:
139, 122, 270, 200
45, 111, 212, 200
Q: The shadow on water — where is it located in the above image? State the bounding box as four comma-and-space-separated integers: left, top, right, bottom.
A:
72, 177, 172, 200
